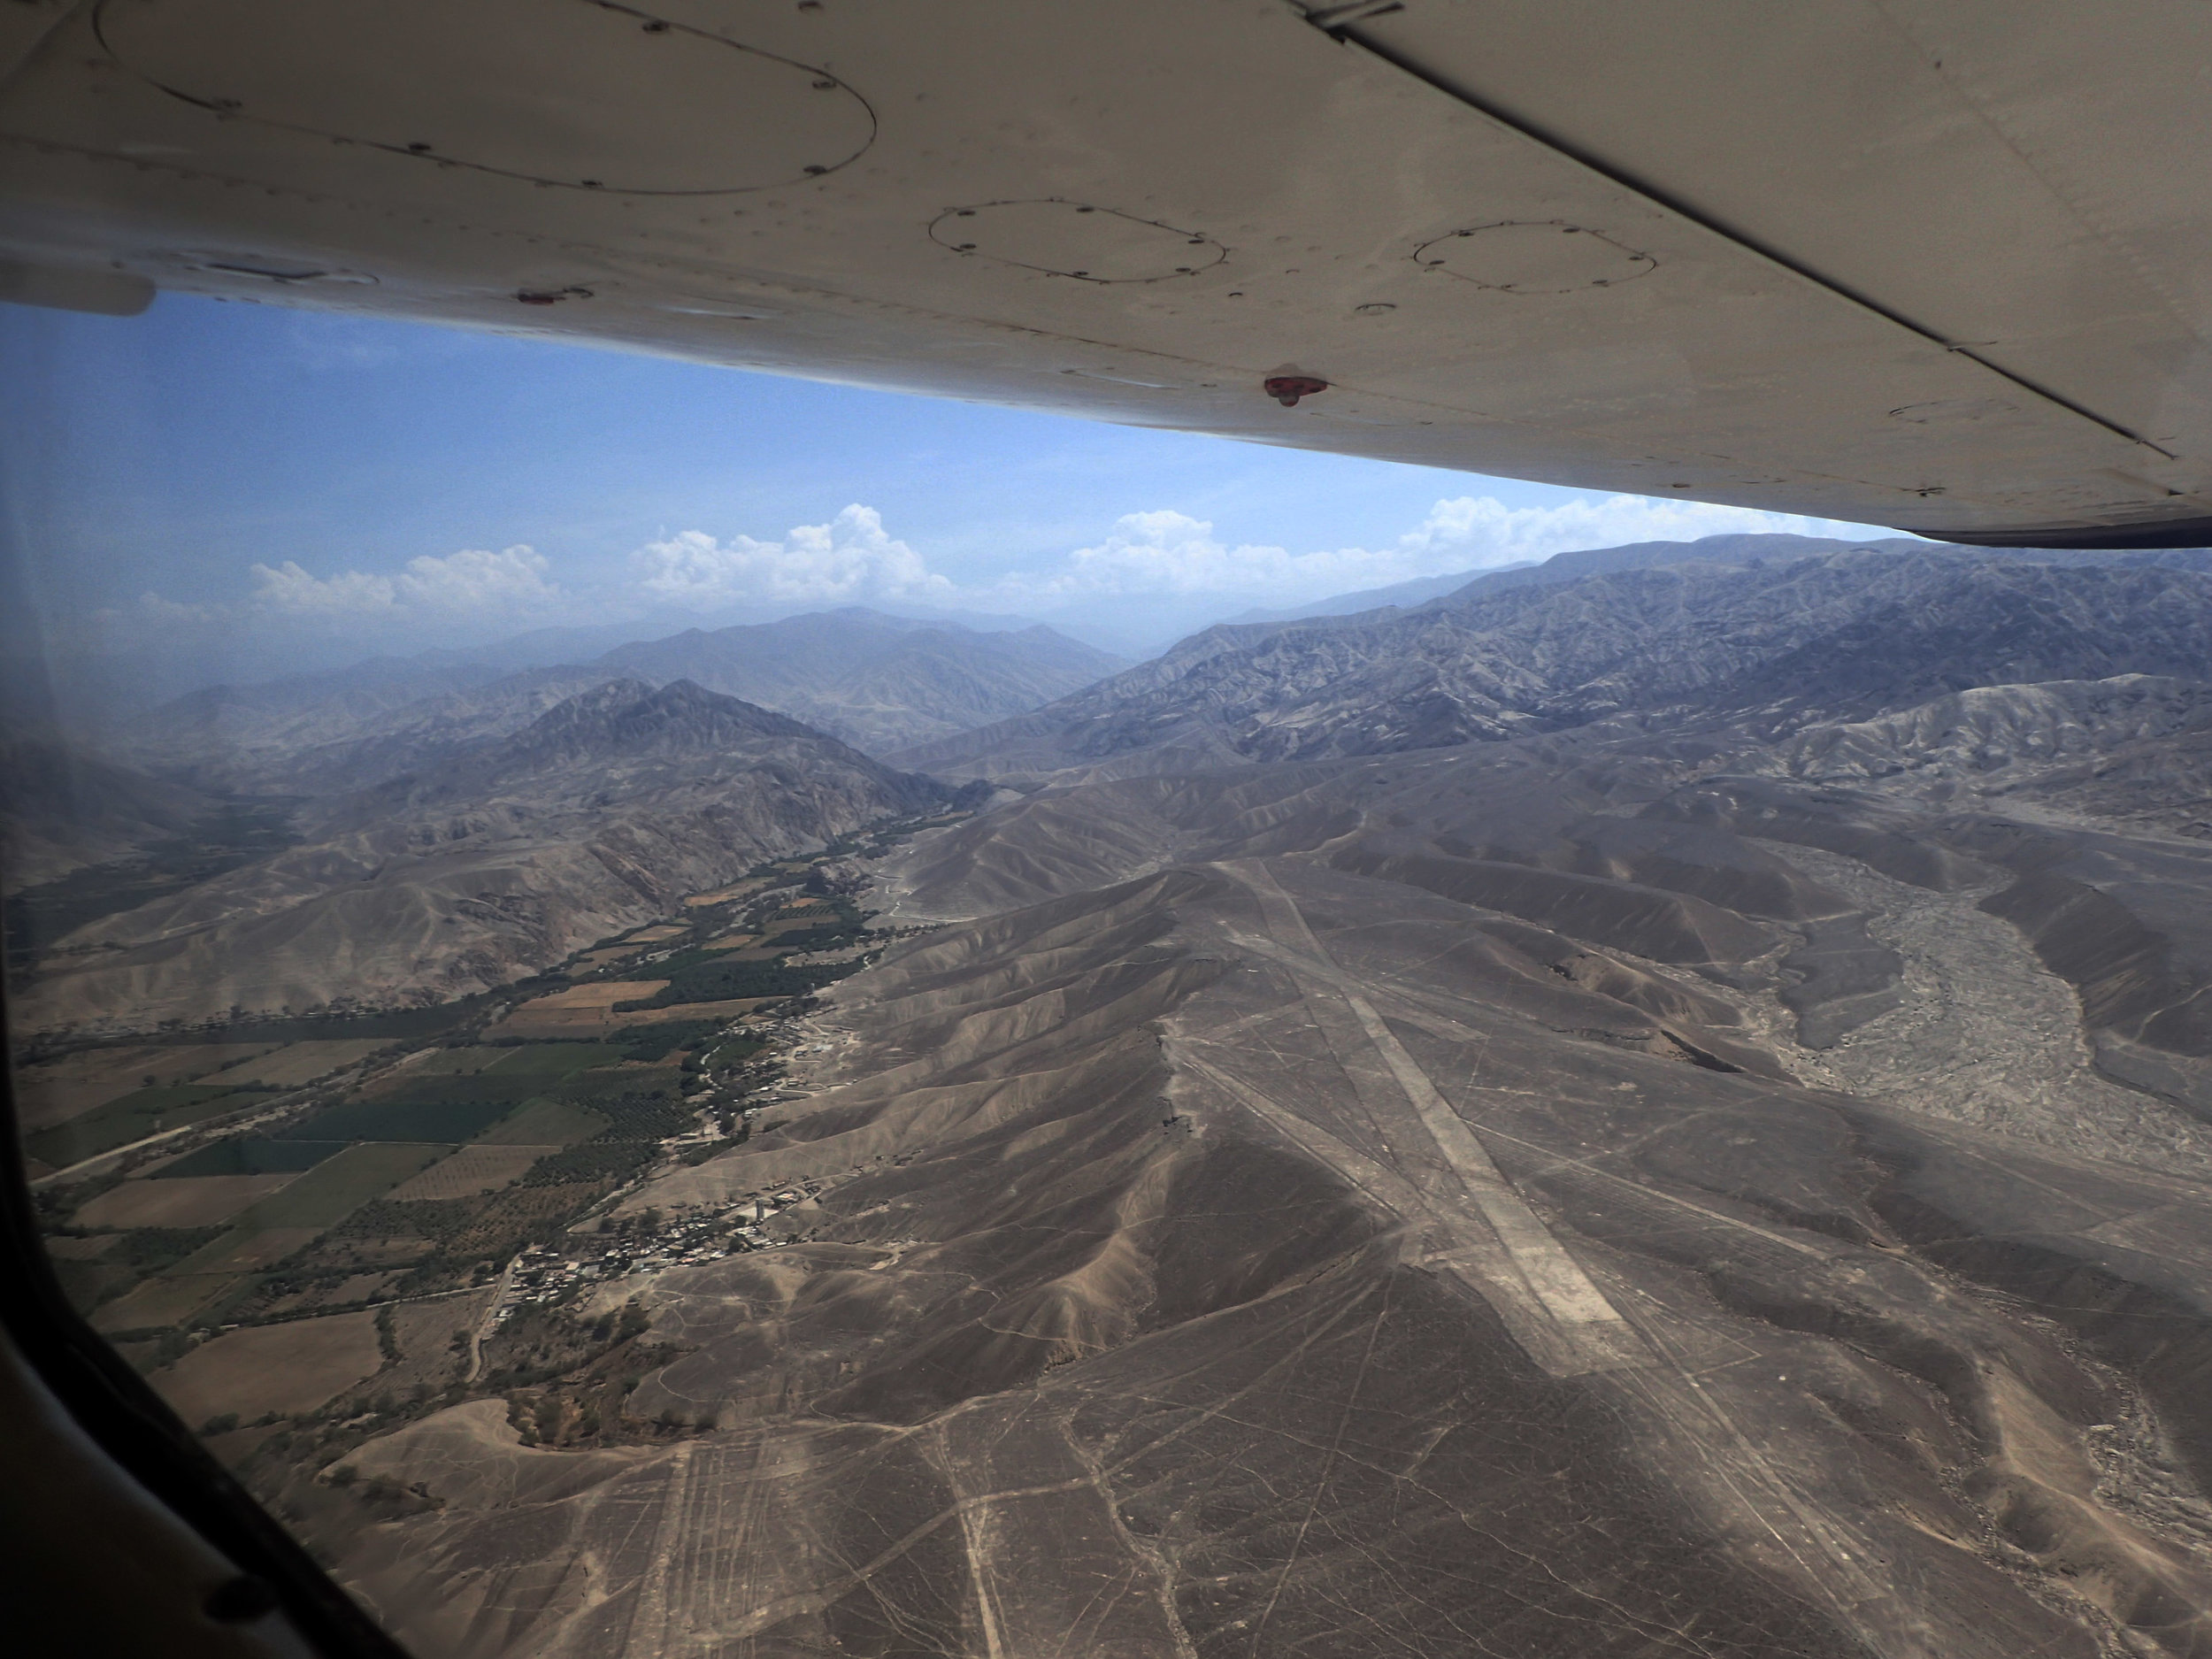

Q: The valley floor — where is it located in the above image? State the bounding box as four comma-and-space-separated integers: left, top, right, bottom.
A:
27, 726, 2212, 1659
1759, 841, 2212, 1175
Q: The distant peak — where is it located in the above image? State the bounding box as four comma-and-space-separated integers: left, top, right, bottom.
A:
519, 676, 813, 748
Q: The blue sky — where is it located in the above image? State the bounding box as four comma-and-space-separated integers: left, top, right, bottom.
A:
2, 291, 1899, 675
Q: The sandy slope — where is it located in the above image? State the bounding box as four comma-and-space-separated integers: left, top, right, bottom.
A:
320, 738, 2212, 1657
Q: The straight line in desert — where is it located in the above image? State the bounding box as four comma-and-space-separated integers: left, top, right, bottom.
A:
1213, 860, 1648, 1375
618, 1440, 696, 1659
1211, 868, 1924, 1645
1179, 1050, 1584, 1376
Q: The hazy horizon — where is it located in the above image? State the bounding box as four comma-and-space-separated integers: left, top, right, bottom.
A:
2, 292, 1901, 721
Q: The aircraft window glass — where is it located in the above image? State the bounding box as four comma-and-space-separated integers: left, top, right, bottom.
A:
0, 298, 1042, 1646
14, 292, 1620, 1647
22, 256, 2212, 1658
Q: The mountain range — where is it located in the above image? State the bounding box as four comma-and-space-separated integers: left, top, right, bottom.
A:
298, 534, 2212, 1659
0, 734, 217, 889
118, 607, 1125, 791
25, 531, 2212, 1654
895, 545, 2212, 778
14, 680, 958, 1032
588, 609, 1127, 753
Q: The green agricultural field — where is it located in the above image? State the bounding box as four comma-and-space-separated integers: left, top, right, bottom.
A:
472, 1098, 609, 1148
483, 1042, 626, 1075
764, 921, 864, 953
50, 1225, 226, 1316
357, 1071, 534, 1107
332, 1194, 485, 1249
142, 1141, 443, 1286
188, 991, 510, 1051
153, 1137, 345, 1179
24, 1083, 273, 1170
518, 1140, 658, 1187
278, 1096, 516, 1143
345, 1178, 613, 1295
163, 1227, 325, 1280
105, 1225, 226, 1272
437, 1182, 608, 1271
512, 1076, 695, 1190
234, 1141, 449, 1232
609, 1020, 722, 1063
204, 1039, 390, 1088
581, 1087, 695, 1141
551, 1065, 682, 1106
50, 1255, 130, 1317
400, 1047, 509, 1076
615, 957, 843, 1009
93, 1271, 236, 1335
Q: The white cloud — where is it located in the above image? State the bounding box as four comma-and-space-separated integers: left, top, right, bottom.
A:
630, 504, 955, 610
128, 590, 222, 626
395, 544, 558, 612
979, 495, 1893, 609
248, 559, 397, 618
109, 490, 1898, 664
1394, 494, 1892, 572
247, 544, 557, 621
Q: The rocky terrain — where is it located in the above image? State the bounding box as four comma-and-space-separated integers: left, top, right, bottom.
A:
1225, 530, 1927, 626
0, 732, 219, 886
123, 608, 1122, 792
898, 549, 2212, 783
123, 657, 534, 794
591, 608, 1126, 754
297, 723, 2212, 1659
21, 537, 2212, 1657
12, 680, 960, 1033
896, 549, 2212, 779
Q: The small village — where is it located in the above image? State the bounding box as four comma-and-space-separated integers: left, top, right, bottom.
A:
15, 813, 964, 1461
492, 1182, 823, 1324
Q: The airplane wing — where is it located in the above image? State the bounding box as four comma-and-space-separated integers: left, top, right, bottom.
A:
3, 0, 2208, 548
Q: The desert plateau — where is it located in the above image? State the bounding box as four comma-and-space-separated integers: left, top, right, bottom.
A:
15, 540, 2212, 1656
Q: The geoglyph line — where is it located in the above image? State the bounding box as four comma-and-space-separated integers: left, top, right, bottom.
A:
1213, 864, 1945, 1649
1179, 1050, 1585, 1376
1216, 861, 1647, 1376
619, 1440, 696, 1658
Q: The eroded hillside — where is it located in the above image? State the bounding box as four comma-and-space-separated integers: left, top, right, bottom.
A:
119, 608, 1125, 794
896, 550, 2212, 778
12, 681, 959, 1033
282, 730, 2212, 1657
19, 544, 2212, 1658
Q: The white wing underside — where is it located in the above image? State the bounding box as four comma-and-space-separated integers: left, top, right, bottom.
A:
4, 0, 2210, 547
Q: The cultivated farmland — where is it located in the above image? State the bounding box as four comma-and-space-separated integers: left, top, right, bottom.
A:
74, 1172, 298, 1230
385, 1144, 553, 1202
153, 1310, 386, 1425
204, 1039, 390, 1088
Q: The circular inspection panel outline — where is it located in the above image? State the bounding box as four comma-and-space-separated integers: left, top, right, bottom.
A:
927, 198, 1229, 283
91, 0, 879, 195
1411, 219, 1657, 293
